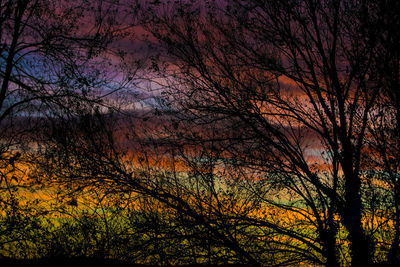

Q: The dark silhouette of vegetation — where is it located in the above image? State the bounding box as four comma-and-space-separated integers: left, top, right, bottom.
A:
0, 0, 132, 261
127, 0, 399, 265
1, 0, 399, 266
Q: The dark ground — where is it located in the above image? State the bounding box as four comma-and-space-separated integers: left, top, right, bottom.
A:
0, 257, 138, 267
1, 257, 398, 267
0, 257, 249, 267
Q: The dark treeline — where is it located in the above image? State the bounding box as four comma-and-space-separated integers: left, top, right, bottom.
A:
1, 0, 399, 266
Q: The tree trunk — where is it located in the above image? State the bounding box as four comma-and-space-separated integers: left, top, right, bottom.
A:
343, 170, 373, 266
323, 206, 339, 267
322, 230, 339, 267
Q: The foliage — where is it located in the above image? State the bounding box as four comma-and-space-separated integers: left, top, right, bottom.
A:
1, 1, 399, 266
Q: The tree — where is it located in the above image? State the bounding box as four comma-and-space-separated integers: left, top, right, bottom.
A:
0, 0, 128, 257
38, 0, 399, 265
365, 0, 400, 263
137, 0, 398, 265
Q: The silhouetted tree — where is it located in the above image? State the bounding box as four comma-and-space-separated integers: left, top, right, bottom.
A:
137, 0, 399, 265
37, 0, 399, 266
365, 0, 400, 264
0, 0, 129, 257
